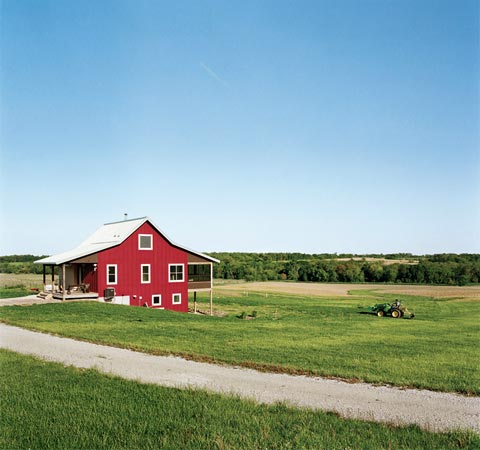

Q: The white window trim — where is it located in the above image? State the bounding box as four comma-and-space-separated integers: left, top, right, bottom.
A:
168, 263, 185, 283
152, 294, 162, 306
141, 264, 151, 284
138, 234, 153, 250
172, 293, 181, 305
106, 264, 117, 285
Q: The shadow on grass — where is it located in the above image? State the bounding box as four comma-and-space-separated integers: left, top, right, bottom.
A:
356, 311, 415, 319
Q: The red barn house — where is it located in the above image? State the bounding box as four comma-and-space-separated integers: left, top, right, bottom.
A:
35, 217, 219, 313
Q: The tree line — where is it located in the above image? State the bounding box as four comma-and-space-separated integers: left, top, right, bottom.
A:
210, 253, 480, 286
0, 255, 47, 274
1, 253, 479, 285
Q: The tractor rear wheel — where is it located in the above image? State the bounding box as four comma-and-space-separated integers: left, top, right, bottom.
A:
391, 309, 402, 318
377, 310, 385, 317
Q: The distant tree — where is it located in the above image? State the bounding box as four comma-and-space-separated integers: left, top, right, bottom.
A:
381, 264, 398, 283
285, 261, 299, 281
362, 262, 383, 282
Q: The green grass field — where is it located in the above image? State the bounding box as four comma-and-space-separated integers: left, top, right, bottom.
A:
0, 290, 478, 394
0, 350, 476, 450
0, 286, 36, 298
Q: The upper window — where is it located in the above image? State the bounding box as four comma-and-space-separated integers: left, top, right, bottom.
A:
107, 264, 117, 285
138, 234, 153, 250
169, 264, 184, 282
141, 264, 151, 284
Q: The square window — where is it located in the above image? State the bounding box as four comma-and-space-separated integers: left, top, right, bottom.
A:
107, 265, 117, 285
152, 294, 161, 306
172, 293, 181, 305
138, 234, 153, 250
169, 264, 184, 282
141, 264, 151, 283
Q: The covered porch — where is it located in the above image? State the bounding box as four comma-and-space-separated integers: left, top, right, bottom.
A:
188, 254, 214, 315
41, 253, 99, 301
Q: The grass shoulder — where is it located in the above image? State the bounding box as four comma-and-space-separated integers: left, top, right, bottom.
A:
1, 349, 477, 450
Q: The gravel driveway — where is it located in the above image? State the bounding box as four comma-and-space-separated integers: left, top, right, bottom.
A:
0, 295, 60, 307
1, 323, 478, 433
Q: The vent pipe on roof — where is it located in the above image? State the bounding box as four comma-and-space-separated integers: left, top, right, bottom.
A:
124, 213, 128, 221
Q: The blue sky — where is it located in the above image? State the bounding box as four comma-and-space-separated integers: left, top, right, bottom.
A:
1, 0, 479, 255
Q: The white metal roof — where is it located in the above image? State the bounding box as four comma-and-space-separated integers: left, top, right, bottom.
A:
35, 217, 219, 265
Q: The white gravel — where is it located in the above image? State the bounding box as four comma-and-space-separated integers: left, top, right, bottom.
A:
1, 323, 478, 433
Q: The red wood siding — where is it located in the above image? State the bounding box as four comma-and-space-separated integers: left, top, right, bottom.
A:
97, 222, 189, 312
82, 264, 98, 293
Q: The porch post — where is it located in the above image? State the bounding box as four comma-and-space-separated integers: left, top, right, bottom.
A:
209, 262, 213, 316
42, 265, 46, 292
193, 291, 197, 313
62, 264, 66, 301
51, 265, 55, 293
209, 290, 213, 316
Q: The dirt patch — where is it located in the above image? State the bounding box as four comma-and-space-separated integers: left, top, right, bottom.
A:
360, 284, 480, 299
216, 281, 480, 299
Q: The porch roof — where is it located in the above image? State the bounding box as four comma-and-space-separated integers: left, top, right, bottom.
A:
35, 217, 220, 265
35, 243, 112, 265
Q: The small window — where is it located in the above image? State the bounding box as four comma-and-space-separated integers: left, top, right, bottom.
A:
138, 234, 153, 250
172, 293, 181, 305
141, 264, 151, 283
107, 265, 117, 285
169, 264, 184, 282
152, 294, 161, 306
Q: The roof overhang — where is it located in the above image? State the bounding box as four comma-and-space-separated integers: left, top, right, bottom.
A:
34, 242, 114, 265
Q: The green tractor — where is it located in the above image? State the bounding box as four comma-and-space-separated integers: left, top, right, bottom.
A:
367, 300, 414, 319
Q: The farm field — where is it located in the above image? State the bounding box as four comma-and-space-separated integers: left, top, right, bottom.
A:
0, 273, 43, 298
216, 280, 480, 299
2, 350, 476, 450
0, 288, 478, 394
337, 257, 418, 264
0, 273, 43, 289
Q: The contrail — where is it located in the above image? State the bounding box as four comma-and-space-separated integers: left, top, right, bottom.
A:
200, 62, 229, 87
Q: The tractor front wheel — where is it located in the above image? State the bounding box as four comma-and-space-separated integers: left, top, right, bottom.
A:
377, 310, 385, 317
391, 309, 402, 319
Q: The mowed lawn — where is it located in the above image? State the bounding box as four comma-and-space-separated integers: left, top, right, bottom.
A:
1, 350, 477, 450
0, 291, 478, 394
